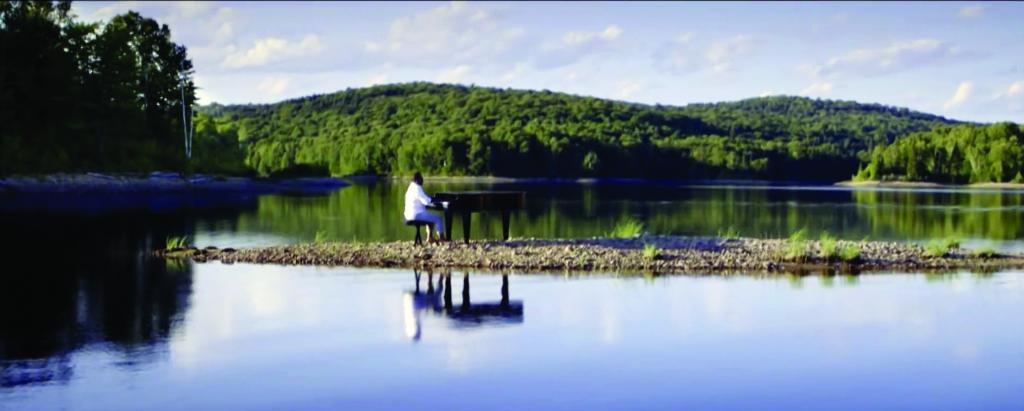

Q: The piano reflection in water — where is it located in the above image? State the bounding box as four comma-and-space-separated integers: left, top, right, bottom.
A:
403, 269, 524, 341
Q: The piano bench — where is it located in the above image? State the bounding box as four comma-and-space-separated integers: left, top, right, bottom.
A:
405, 220, 432, 245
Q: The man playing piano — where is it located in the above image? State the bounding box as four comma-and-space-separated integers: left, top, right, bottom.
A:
404, 172, 446, 242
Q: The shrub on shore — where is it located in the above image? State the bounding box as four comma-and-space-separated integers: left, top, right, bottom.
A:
783, 229, 810, 262
642, 244, 661, 261
839, 243, 861, 262
717, 226, 741, 240
819, 232, 861, 263
924, 238, 961, 258
973, 246, 998, 258
608, 217, 644, 238
315, 230, 330, 244
819, 232, 838, 259
166, 236, 190, 250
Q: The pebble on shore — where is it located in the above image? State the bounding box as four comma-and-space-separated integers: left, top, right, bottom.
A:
154, 236, 1024, 275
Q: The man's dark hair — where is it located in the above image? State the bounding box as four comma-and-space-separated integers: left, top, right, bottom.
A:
413, 172, 423, 185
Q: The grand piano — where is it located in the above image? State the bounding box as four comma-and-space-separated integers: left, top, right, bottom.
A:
429, 191, 526, 244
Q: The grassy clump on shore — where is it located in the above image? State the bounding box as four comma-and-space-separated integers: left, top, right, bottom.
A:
838, 244, 861, 262
314, 230, 331, 244
717, 226, 741, 240
783, 229, 810, 262
924, 238, 961, 258
820, 233, 839, 259
166, 236, 190, 250
608, 217, 644, 238
820, 232, 861, 262
642, 244, 661, 261
972, 246, 998, 259
782, 230, 861, 263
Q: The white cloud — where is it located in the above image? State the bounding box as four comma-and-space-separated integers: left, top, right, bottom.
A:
536, 25, 623, 69
994, 81, 1024, 100
76, 1, 141, 21
705, 35, 755, 73
811, 39, 975, 78
654, 33, 755, 75
801, 82, 833, 96
561, 24, 622, 46
365, 73, 390, 87
193, 75, 216, 104
72, 2, 243, 78
437, 65, 472, 84
944, 81, 974, 109
222, 34, 325, 69
654, 33, 699, 73
363, 1, 525, 67
616, 80, 643, 100
500, 62, 528, 83
759, 90, 777, 97
958, 6, 985, 19
257, 75, 293, 96
204, 7, 237, 45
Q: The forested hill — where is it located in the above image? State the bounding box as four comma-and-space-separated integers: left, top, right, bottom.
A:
195, 82, 963, 181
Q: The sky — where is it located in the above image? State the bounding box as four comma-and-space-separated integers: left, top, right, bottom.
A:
71, 1, 1024, 123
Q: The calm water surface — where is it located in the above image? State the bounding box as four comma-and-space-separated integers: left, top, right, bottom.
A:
1, 264, 1022, 410
7, 179, 1024, 249
2, 180, 1023, 410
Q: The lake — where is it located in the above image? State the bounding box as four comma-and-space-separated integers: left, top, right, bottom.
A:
2, 180, 1023, 410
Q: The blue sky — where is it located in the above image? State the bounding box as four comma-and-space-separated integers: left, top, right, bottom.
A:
72, 1, 1024, 122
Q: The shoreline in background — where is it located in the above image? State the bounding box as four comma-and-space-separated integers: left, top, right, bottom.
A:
8, 173, 1024, 193
837, 180, 1024, 190
0, 172, 349, 214
155, 236, 1024, 275
0, 172, 348, 194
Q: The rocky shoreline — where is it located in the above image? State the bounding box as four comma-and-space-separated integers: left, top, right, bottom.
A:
0, 172, 347, 194
0, 172, 349, 213
154, 236, 1024, 275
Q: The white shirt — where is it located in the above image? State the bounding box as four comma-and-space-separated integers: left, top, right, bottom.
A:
404, 182, 432, 220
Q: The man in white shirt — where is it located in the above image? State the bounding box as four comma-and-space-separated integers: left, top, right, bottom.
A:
404, 172, 446, 242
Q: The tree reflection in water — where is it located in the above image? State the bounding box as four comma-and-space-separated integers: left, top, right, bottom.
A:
403, 269, 524, 341
0, 215, 196, 388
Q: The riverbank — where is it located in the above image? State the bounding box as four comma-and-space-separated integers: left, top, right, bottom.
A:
0, 172, 347, 194
0, 172, 349, 214
155, 236, 1024, 274
837, 180, 1024, 190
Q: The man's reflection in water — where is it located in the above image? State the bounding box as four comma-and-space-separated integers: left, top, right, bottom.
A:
403, 269, 524, 341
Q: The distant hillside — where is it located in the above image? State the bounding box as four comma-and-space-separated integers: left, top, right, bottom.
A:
195, 82, 963, 181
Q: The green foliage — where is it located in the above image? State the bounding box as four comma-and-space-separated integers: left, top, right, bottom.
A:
924, 238, 961, 258
642, 243, 661, 261
314, 230, 330, 244
717, 226, 740, 240
0, 2, 197, 175
857, 123, 1024, 183
819, 232, 838, 259
783, 229, 810, 262
608, 217, 644, 238
972, 246, 998, 258
196, 83, 959, 179
839, 244, 861, 262
165, 235, 190, 249
187, 112, 250, 175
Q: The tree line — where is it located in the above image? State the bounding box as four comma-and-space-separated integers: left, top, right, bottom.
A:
854, 123, 1024, 184
201, 82, 960, 181
9, 2, 1010, 183
0, 1, 195, 175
